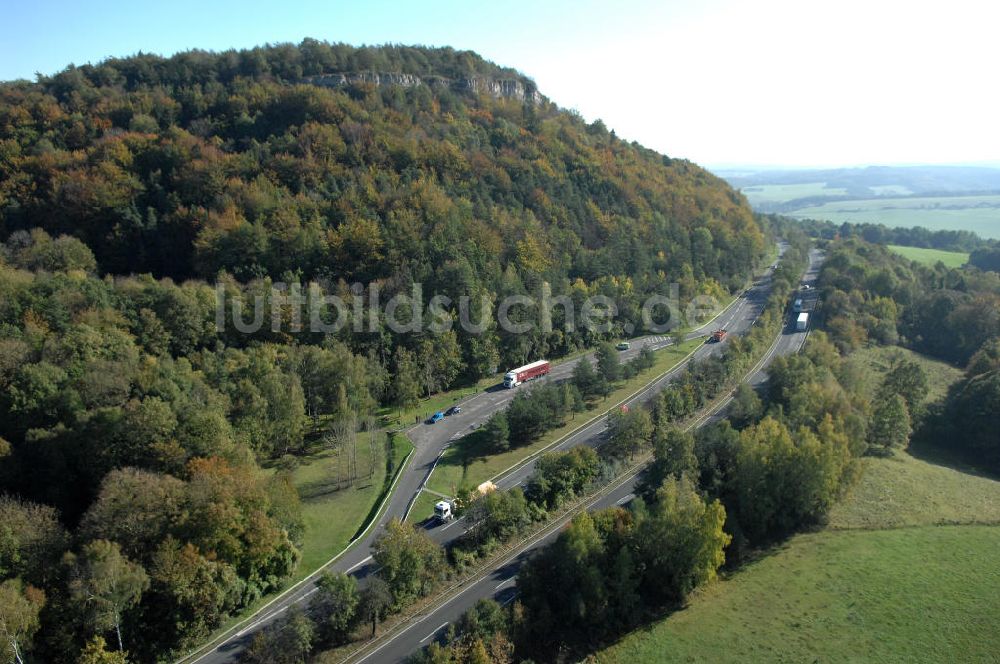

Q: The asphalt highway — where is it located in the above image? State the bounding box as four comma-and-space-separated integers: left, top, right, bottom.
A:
182, 245, 796, 664
344, 247, 823, 664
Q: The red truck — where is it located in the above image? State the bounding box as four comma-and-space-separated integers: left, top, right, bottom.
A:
503, 360, 551, 388
709, 329, 728, 343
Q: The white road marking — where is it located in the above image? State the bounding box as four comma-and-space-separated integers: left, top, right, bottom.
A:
420, 623, 449, 643
495, 578, 513, 590
237, 603, 290, 637
347, 255, 798, 664
346, 555, 373, 574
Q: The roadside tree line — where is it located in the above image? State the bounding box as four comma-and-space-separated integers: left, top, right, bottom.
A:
478, 342, 657, 456
243, 235, 817, 661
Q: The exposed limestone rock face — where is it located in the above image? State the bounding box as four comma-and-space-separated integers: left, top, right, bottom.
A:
301, 72, 545, 104
303, 72, 423, 88
451, 77, 544, 103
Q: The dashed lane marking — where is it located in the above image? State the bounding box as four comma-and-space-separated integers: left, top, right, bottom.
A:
346, 555, 373, 574
420, 623, 449, 644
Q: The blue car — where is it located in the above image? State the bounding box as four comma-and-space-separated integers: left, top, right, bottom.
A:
429, 411, 444, 424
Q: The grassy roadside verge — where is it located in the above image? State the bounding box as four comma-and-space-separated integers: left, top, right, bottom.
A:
175, 434, 413, 663
410, 338, 704, 515
379, 378, 497, 430
293, 433, 413, 575
408, 490, 446, 526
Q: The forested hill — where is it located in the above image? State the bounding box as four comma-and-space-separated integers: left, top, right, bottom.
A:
0, 42, 765, 663
0, 40, 762, 287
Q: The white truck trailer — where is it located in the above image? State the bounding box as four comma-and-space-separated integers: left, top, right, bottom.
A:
796, 312, 809, 332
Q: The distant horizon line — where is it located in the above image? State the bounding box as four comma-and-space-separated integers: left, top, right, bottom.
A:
706, 160, 1000, 173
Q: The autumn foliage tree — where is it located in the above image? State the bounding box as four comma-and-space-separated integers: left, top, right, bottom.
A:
0, 40, 770, 662
516, 475, 729, 658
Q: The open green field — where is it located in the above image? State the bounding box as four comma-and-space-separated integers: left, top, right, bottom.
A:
739, 182, 918, 207
596, 525, 1000, 664
594, 451, 1000, 663
267, 432, 412, 578
740, 182, 848, 206
409, 338, 704, 518
844, 345, 964, 405
829, 452, 1000, 530
888, 244, 969, 267
788, 194, 1000, 239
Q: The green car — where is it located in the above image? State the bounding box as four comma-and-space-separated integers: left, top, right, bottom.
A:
616, 341, 630, 351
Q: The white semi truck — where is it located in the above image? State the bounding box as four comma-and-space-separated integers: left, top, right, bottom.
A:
796, 312, 809, 332
434, 501, 453, 521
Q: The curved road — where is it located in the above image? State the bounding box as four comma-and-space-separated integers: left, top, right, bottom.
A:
183, 246, 793, 664
344, 247, 823, 664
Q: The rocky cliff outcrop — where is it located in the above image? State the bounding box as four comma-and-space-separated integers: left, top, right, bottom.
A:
301, 71, 545, 104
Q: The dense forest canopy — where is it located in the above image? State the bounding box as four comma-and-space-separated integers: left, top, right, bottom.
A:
814, 237, 1000, 363
0, 40, 762, 285
0, 40, 766, 381
0, 41, 767, 663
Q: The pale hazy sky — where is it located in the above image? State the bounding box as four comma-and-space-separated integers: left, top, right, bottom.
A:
2, 0, 997, 167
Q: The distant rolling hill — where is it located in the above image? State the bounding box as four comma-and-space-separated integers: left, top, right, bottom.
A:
715, 165, 1000, 239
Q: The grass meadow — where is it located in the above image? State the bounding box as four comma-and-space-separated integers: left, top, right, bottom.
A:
844, 345, 964, 405
594, 451, 1000, 663
592, 344, 997, 664
788, 194, 1000, 239
595, 524, 1000, 664
266, 432, 413, 578
887, 244, 969, 267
